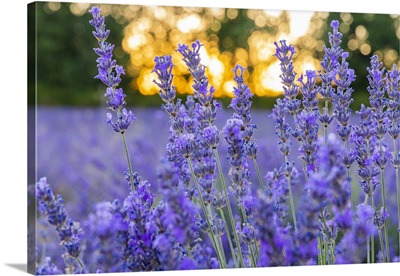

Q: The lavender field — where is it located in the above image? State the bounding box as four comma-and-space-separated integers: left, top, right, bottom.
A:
32, 104, 400, 273
35, 107, 284, 214
30, 4, 400, 275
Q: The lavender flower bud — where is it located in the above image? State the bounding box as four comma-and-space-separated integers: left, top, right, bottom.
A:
175, 133, 195, 158
203, 125, 220, 149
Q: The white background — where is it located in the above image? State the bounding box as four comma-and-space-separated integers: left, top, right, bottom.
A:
1, 0, 399, 275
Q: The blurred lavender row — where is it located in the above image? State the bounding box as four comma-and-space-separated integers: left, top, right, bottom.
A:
35, 107, 283, 214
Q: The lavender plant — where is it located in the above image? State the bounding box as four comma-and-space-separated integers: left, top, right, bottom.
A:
367, 55, 391, 261
33, 6, 400, 275
36, 177, 85, 274
89, 6, 135, 190
386, 64, 400, 253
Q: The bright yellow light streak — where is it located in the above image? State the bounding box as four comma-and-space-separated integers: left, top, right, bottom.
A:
128, 33, 147, 49
138, 18, 152, 32
199, 46, 210, 66
138, 68, 158, 95
288, 11, 314, 41
223, 80, 236, 97
208, 55, 225, 77
300, 60, 317, 73
260, 61, 284, 95
257, 44, 275, 62
177, 14, 202, 33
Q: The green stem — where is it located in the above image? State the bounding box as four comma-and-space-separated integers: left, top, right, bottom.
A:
317, 236, 322, 265
219, 209, 238, 268
284, 155, 298, 233
379, 139, 390, 262
371, 237, 375, 263
75, 257, 84, 269
292, 113, 308, 182
370, 196, 386, 262
394, 138, 400, 260
344, 139, 356, 209
240, 208, 258, 267
213, 149, 245, 267
254, 241, 260, 262
396, 165, 400, 260
320, 214, 334, 264
121, 132, 134, 191
367, 236, 370, 264
370, 198, 375, 263
253, 158, 265, 191
330, 241, 336, 264
187, 158, 225, 268
217, 236, 227, 265
324, 99, 328, 146
249, 243, 257, 267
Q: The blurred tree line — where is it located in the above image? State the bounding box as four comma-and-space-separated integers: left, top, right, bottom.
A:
28, 2, 399, 108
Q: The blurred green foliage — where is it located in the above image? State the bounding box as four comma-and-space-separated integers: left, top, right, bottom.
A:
29, 2, 132, 106
28, 2, 399, 108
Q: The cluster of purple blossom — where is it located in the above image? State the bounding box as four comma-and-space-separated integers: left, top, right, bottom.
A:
33, 6, 400, 274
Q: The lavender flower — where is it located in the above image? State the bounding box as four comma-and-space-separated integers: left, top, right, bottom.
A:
175, 41, 230, 267
89, 6, 135, 132
331, 51, 356, 172
89, 5, 136, 190
367, 55, 392, 261
387, 63, 400, 256
230, 65, 256, 143
296, 110, 319, 176
224, 118, 250, 202
307, 135, 353, 263
83, 202, 120, 273
274, 40, 301, 116
319, 20, 341, 101
254, 189, 292, 266
152, 55, 194, 192
36, 257, 62, 275
116, 175, 159, 272
230, 65, 264, 191
177, 40, 214, 106
335, 204, 375, 264
330, 21, 356, 152
299, 70, 319, 113
105, 109, 135, 134
36, 177, 85, 272
271, 98, 292, 157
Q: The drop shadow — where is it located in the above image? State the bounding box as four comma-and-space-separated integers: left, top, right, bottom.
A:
5, 263, 27, 273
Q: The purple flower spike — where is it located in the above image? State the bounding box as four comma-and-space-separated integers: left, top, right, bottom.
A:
36, 178, 84, 271
153, 55, 176, 104
89, 6, 134, 132
105, 109, 136, 134
203, 125, 220, 149
176, 40, 215, 106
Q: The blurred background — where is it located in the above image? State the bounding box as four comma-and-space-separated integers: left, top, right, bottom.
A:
29, 2, 400, 109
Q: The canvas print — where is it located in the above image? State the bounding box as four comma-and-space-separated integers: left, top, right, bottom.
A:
27, 1, 400, 275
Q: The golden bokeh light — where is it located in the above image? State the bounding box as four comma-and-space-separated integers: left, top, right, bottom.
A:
88, 5, 398, 100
